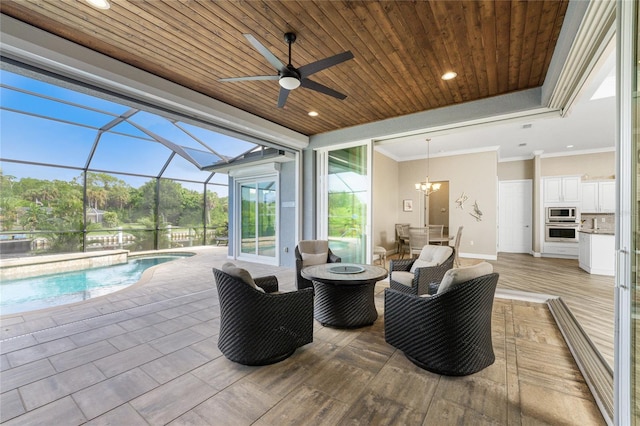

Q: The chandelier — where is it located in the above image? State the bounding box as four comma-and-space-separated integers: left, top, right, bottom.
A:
415, 138, 441, 196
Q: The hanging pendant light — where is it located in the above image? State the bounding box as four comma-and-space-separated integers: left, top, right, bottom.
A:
415, 138, 441, 196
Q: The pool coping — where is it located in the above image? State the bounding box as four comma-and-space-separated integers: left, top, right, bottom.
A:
1, 250, 131, 280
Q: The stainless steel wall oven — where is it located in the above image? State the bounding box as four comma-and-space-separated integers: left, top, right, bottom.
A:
545, 223, 579, 242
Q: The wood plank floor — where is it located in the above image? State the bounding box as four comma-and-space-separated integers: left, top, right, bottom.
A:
0, 248, 608, 425
486, 253, 614, 368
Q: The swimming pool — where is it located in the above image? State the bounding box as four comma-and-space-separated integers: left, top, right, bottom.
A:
0, 253, 193, 315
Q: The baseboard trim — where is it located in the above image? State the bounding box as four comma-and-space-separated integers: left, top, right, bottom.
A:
459, 252, 498, 261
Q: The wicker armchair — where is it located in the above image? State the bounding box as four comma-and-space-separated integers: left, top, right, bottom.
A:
384, 271, 499, 376
389, 246, 454, 296
213, 267, 314, 365
295, 240, 341, 290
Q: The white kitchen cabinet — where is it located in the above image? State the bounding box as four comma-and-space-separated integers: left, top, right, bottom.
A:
578, 231, 614, 276
581, 180, 615, 213
598, 181, 615, 212
543, 176, 581, 204
543, 241, 579, 258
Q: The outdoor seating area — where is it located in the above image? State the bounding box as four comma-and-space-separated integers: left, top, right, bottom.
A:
2, 0, 635, 420
0, 246, 609, 425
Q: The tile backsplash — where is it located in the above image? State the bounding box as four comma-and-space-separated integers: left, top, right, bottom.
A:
580, 213, 615, 232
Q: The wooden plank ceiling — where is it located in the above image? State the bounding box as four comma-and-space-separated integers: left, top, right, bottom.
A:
1, 1, 569, 137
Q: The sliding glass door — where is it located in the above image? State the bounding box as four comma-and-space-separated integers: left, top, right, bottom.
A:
237, 178, 277, 263
317, 143, 370, 264
616, 1, 638, 423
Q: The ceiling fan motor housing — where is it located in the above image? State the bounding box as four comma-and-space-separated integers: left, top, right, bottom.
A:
284, 32, 297, 44
280, 34, 301, 90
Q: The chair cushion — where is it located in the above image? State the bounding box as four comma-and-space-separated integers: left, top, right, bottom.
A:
221, 262, 264, 292
298, 240, 329, 266
436, 262, 493, 294
391, 271, 415, 287
410, 245, 453, 272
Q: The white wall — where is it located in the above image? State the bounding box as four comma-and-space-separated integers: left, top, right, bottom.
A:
392, 150, 499, 259
372, 151, 399, 251
541, 151, 615, 178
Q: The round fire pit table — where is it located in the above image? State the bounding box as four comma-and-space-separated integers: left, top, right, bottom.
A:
301, 263, 388, 328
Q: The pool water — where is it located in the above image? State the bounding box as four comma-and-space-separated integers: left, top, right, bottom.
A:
0, 254, 192, 315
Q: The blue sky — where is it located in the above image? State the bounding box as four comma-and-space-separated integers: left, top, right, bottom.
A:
1, 69, 251, 193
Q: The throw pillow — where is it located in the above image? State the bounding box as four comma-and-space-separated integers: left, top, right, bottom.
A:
436, 261, 493, 295
301, 252, 328, 266
410, 246, 453, 273
298, 240, 329, 254
430, 246, 453, 264
221, 262, 264, 292
410, 259, 438, 273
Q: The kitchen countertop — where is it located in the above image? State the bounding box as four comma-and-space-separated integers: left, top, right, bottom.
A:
579, 229, 614, 235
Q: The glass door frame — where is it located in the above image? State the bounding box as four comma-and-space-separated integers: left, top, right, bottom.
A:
234, 171, 280, 266
615, 0, 635, 423
316, 140, 373, 264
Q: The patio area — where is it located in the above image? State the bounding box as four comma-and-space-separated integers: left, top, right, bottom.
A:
0, 247, 605, 425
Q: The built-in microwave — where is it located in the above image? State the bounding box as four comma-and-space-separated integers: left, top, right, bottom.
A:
546, 207, 578, 222
545, 223, 579, 242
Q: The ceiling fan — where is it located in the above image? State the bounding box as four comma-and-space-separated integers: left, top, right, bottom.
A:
219, 32, 354, 108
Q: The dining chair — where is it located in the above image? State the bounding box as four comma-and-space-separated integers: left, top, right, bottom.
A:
453, 225, 464, 266
427, 224, 444, 244
395, 223, 410, 259
408, 227, 429, 258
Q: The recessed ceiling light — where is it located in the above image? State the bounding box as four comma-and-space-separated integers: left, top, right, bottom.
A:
86, 0, 110, 9
308, 111, 319, 117
441, 71, 457, 80
566, 145, 574, 148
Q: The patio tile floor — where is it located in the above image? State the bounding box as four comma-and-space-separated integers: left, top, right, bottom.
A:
0, 247, 605, 425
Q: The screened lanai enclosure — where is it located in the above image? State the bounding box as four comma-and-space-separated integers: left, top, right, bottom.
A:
0, 62, 285, 258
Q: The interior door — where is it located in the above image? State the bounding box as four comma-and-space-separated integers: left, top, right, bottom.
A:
499, 180, 532, 253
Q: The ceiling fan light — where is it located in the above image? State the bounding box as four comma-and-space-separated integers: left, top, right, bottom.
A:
279, 76, 301, 90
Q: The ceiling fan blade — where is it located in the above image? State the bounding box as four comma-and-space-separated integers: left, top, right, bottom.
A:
277, 87, 290, 108
243, 34, 285, 71
219, 75, 278, 82
298, 51, 354, 78
300, 78, 347, 100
